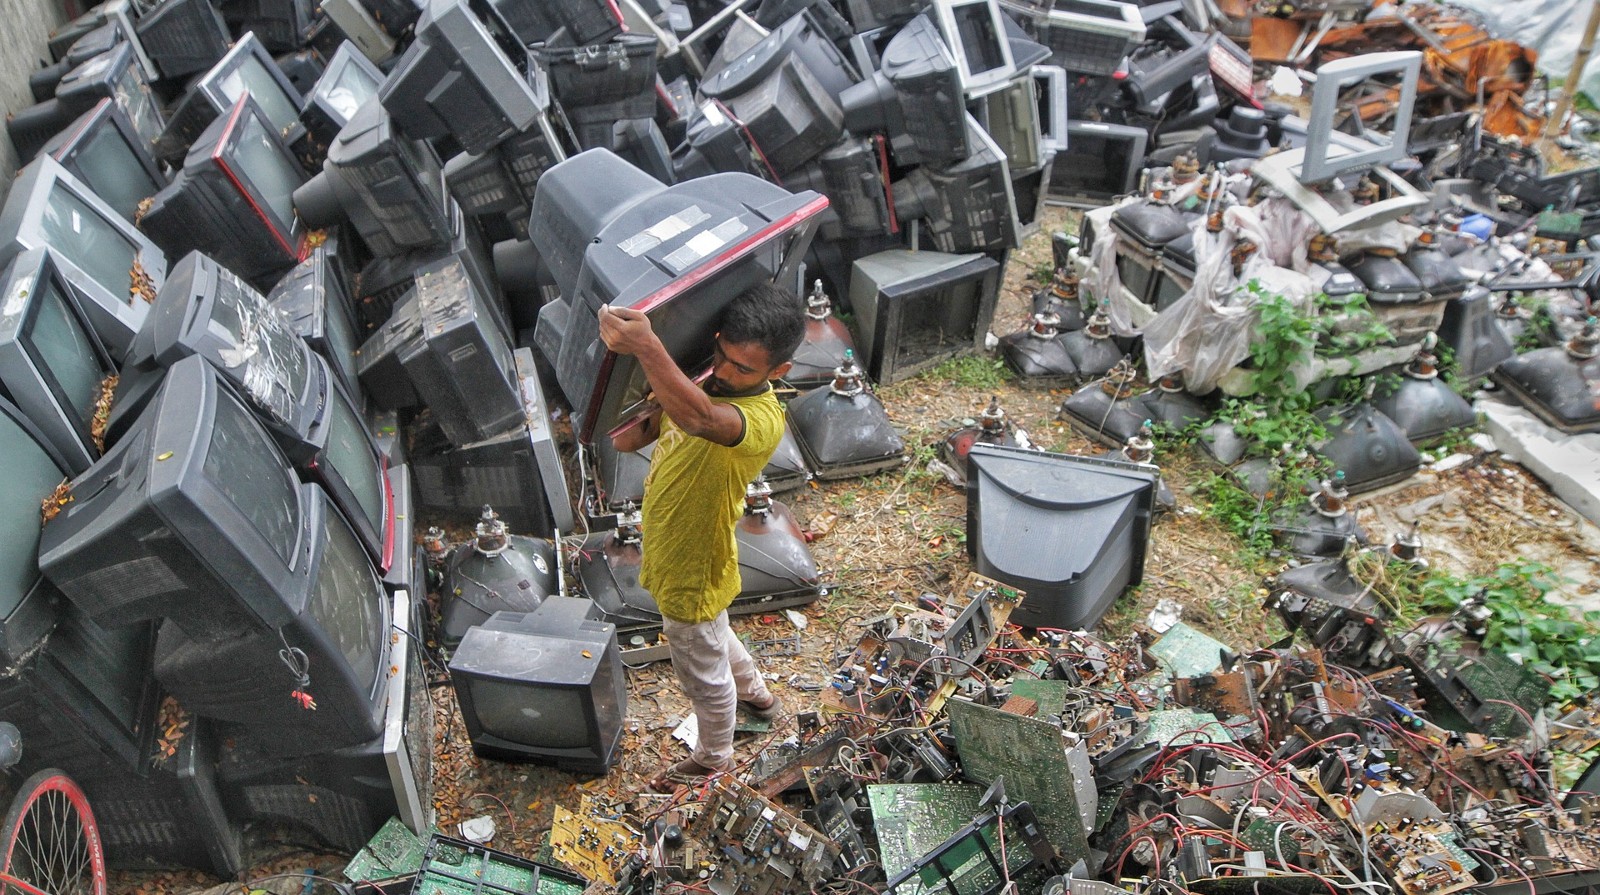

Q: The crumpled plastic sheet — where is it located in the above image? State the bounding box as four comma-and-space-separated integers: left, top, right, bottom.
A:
1142, 204, 1317, 392
1449, 0, 1600, 104
1086, 197, 1142, 337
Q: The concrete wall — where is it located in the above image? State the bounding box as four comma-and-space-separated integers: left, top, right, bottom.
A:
0, 0, 68, 206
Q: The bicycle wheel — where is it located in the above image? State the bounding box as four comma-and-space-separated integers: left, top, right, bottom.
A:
0, 770, 106, 895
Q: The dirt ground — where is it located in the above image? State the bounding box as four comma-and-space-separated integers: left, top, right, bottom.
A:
117, 205, 1600, 895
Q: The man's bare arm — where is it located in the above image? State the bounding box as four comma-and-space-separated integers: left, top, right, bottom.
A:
598, 305, 745, 446
610, 407, 662, 453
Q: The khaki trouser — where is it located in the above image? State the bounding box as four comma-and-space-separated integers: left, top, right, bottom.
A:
661, 610, 773, 769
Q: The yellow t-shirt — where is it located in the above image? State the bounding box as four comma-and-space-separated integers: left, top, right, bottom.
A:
639, 386, 785, 623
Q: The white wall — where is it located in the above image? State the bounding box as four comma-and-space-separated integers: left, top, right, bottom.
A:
0, 0, 69, 205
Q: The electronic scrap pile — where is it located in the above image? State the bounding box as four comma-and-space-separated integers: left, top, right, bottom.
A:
541, 566, 1600, 895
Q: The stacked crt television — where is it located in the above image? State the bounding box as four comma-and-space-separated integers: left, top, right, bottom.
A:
39, 355, 392, 757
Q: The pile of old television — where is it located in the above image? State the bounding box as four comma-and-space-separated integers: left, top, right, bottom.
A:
0, 0, 1196, 873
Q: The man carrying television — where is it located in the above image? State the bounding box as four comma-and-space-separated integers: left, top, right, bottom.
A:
599, 284, 806, 790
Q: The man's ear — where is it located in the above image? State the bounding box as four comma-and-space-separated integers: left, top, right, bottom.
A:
768, 360, 794, 381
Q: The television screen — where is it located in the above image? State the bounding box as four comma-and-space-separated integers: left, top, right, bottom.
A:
152, 484, 391, 755
38, 355, 315, 638
0, 247, 116, 475
0, 395, 74, 664
143, 94, 308, 287
46, 99, 166, 223
204, 34, 305, 142
53, 42, 166, 153
302, 364, 393, 569
298, 42, 384, 167
0, 156, 165, 356
158, 33, 305, 165
448, 597, 625, 772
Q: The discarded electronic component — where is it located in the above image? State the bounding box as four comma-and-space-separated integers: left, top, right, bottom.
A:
526, 148, 825, 443
966, 444, 1157, 630
448, 597, 627, 772
1306, 769, 1478, 895
849, 249, 1002, 386
787, 351, 908, 480
1268, 558, 1391, 668
1393, 619, 1551, 738
884, 792, 1062, 895
733, 477, 825, 610
1490, 317, 1600, 434
946, 699, 1091, 864
688, 777, 843, 895
940, 396, 1022, 486
1371, 335, 1478, 444
1314, 400, 1423, 494
437, 507, 557, 647
413, 835, 586, 895
549, 796, 639, 887
785, 280, 858, 389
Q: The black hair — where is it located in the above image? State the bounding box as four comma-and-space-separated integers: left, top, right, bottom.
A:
720, 282, 806, 367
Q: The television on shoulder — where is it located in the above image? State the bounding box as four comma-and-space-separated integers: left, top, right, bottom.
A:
44, 99, 166, 225
134, 0, 233, 80
51, 41, 166, 153
0, 247, 117, 476
448, 596, 626, 772
848, 248, 1001, 385
296, 42, 384, 168
378, 0, 547, 155
293, 97, 456, 260
527, 148, 827, 442
155, 32, 306, 166
38, 355, 393, 754
131, 252, 395, 568
0, 155, 165, 357
139, 93, 309, 288
1048, 120, 1146, 206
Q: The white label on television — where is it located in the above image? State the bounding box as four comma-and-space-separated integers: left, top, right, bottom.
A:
619, 206, 710, 257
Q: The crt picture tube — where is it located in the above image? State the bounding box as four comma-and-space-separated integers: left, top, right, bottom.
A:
41, 184, 138, 305
0, 414, 66, 615
322, 388, 384, 533
33, 273, 105, 423
233, 112, 302, 229
474, 681, 589, 749
306, 506, 384, 692
202, 387, 301, 565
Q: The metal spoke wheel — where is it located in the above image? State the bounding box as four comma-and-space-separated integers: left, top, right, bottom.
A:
0, 770, 105, 895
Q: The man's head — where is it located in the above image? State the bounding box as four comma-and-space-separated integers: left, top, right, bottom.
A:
708, 283, 805, 395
